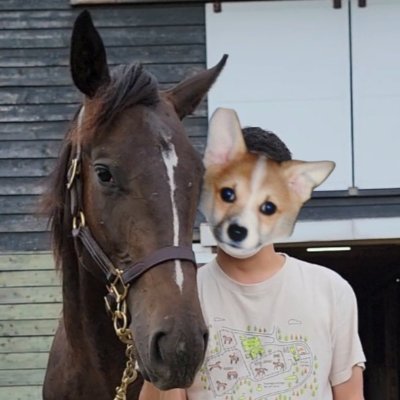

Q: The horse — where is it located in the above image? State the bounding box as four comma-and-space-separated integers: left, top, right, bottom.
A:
42, 11, 227, 400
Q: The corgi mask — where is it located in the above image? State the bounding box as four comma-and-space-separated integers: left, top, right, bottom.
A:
200, 108, 335, 258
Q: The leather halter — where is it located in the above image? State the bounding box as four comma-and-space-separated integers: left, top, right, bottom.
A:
66, 127, 197, 289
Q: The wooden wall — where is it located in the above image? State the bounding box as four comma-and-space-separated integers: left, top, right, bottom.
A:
0, 1, 207, 398
0, 252, 58, 399
0, 0, 207, 252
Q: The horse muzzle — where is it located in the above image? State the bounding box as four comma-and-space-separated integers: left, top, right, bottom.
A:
132, 314, 208, 390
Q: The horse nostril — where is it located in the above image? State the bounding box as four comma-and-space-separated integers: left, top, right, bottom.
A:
150, 331, 166, 363
228, 223, 248, 242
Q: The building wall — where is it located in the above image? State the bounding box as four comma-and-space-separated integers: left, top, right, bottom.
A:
0, 1, 207, 398
0, 0, 208, 252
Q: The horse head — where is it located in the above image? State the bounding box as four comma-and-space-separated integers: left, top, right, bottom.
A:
49, 10, 226, 391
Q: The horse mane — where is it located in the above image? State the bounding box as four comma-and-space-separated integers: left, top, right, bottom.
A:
42, 63, 160, 268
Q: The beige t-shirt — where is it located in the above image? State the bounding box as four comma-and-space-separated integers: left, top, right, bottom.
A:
187, 255, 365, 400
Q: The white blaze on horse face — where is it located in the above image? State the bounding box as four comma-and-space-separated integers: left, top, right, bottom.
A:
161, 144, 184, 292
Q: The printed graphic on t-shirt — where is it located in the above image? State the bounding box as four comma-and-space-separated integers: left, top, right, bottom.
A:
198, 321, 319, 399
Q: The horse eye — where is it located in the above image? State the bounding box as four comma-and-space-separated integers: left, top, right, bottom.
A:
260, 201, 277, 216
95, 165, 113, 184
220, 187, 236, 203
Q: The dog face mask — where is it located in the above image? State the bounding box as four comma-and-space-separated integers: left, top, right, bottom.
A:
200, 108, 335, 258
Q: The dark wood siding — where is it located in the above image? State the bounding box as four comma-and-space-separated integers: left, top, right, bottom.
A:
0, 0, 207, 251
1, 0, 399, 252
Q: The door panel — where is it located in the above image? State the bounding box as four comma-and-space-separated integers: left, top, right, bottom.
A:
206, 1, 352, 190
352, 0, 400, 189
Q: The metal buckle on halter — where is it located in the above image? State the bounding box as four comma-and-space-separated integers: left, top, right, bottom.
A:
104, 269, 133, 344
106, 269, 130, 307
66, 158, 79, 190
72, 211, 86, 231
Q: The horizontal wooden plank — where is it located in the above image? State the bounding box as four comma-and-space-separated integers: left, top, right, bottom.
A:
0, 121, 68, 140
0, 195, 42, 214
0, 26, 204, 49
0, 7, 203, 30
0, 141, 61, 159
0, 214, 48, 233
0, 159, 56, 177
0, 385, 42, 400
0, 368, 45, 386
0, 104, 76, 122
0, 64, 204, 88
183, 116, 207, 137
0, 319, 58, 337
0, 352, 49, 370
0, 0, 69, 10
0, 336, 52, 354
191, 136, 206, 155
0, 0, 204, 11
298, 204, 400, 221
0, 178, 46, 195
0, 304, 61, 320
0, 45, 204, 68
0, 232, 51, 252
0, 252, 53, 271
0, 86, 79, 105
0, 286, 61, 304
0, 270, 59, 288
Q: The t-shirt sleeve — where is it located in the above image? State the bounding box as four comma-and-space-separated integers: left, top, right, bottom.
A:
329, 279, 366, 386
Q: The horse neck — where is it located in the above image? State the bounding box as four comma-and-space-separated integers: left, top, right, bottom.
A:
60, 236, 124, 364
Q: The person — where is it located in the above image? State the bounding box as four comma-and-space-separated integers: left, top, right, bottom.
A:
139, 120, 366, 400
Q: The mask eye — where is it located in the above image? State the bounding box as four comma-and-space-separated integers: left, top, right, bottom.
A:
220, 187, 236, 203
95, 165, 113, 184
260, 201, 277, 216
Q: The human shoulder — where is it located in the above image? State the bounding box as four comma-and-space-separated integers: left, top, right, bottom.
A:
285, 255, 353, 294
197, 258, 215, 275
197, 258, 217, 287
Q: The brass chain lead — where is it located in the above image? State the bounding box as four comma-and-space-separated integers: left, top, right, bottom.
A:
105, 269, 138, 400
114, 344, 138, 400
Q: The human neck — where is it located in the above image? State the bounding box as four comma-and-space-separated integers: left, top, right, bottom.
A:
216, 244, 285, 284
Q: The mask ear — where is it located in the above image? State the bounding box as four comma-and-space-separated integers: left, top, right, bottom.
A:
283, 160, 335, 202
165, 55, 228, 119
70, 10, 110, 98
203, 108, 247, 167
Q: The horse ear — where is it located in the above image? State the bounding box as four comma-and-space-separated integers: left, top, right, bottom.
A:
203, 108, 247, 168
165, 54, 228, 119
70, 10, 110, 98
283, 160, 336, 203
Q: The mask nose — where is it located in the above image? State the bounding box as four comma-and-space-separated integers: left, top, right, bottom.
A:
228, 223, 248, 242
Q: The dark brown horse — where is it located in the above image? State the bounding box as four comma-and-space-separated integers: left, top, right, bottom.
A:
42, 11, 226, 400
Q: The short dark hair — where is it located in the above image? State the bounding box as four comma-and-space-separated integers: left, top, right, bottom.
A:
242, 127, 292, 162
